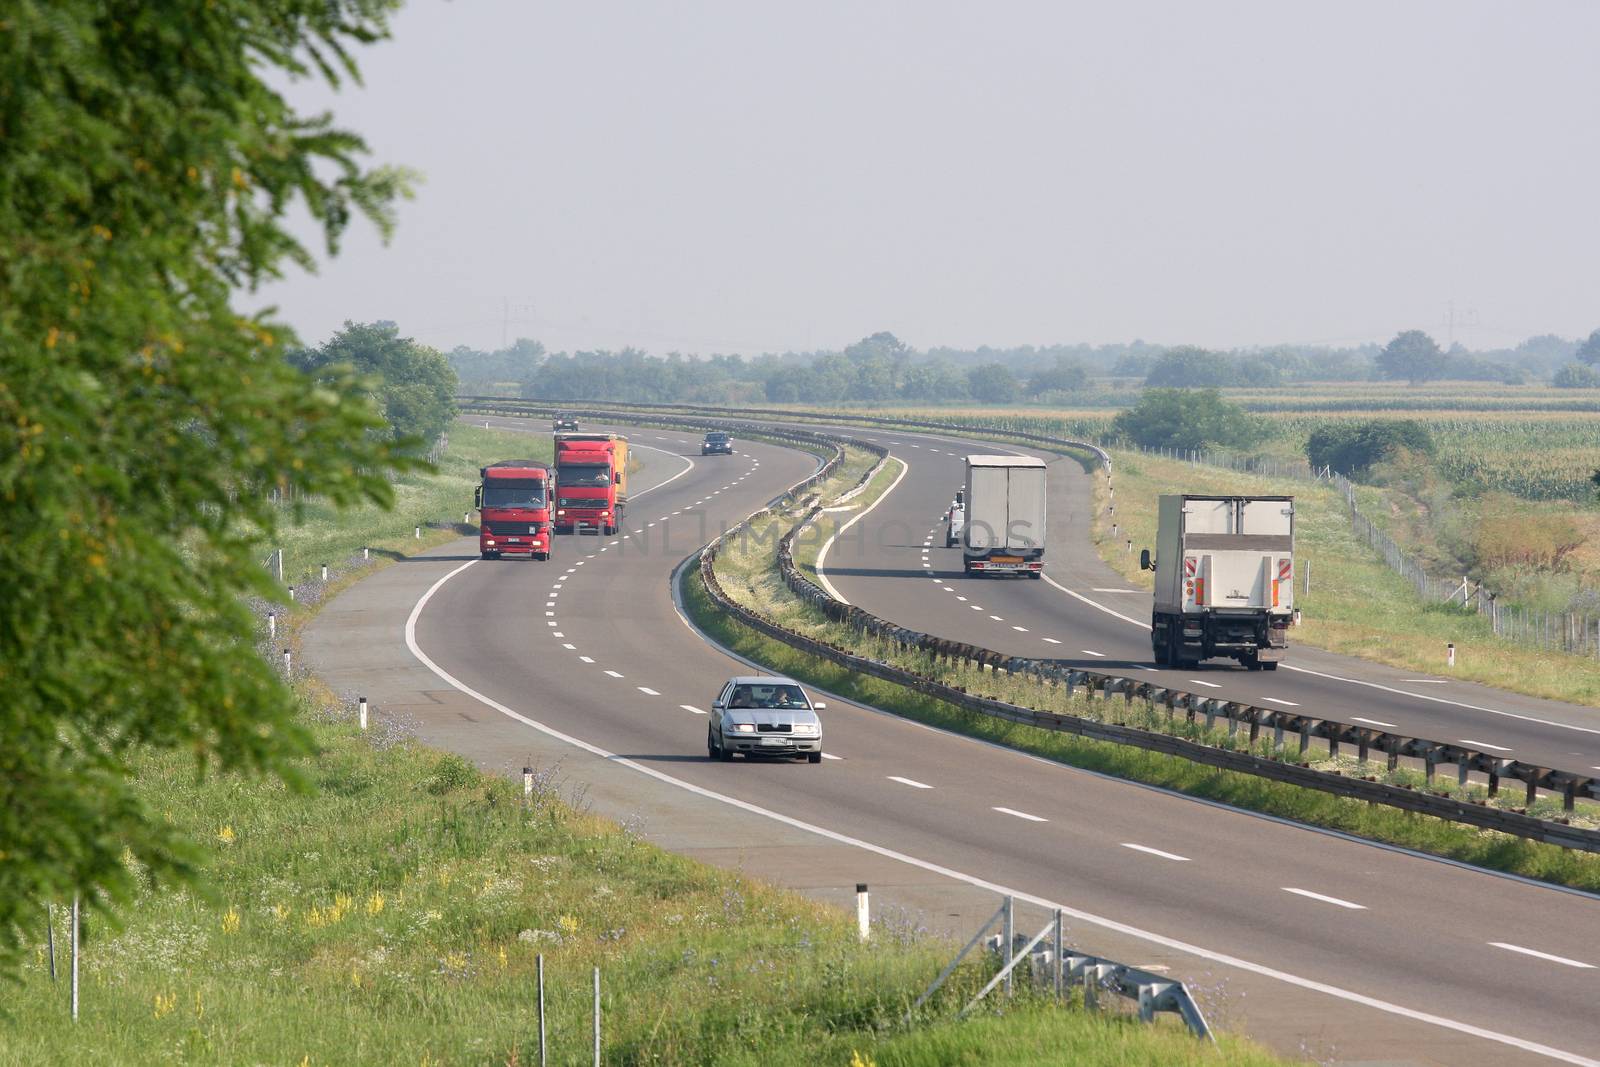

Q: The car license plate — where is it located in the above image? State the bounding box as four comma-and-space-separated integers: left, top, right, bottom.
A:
993, 555, 1023, 564
759, 737, 789, 746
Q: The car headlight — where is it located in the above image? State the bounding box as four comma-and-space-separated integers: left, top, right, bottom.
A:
792, 723, 818, 735
486, 539, 496, 546
557, 509, 565, 516
600, 510, 609, 516
729, 723, 756, 733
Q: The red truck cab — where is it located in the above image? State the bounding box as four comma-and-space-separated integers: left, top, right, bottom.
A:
554, 433, 628, 535
475, 461, 553, 560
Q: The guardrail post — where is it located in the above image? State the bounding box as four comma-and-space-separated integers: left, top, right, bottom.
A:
1525, 774, 1538, 808
1225, 704, 1238, 739
1298, 720, 1310, 757
1002, 896, 1014, 997
1425, 748, 1437, 784
1458, 757, 1470, 788
1387, 737, 1400, 773
1328, 729, 1340, 760
1487, 763, 1500, 798
1273, 718, 1285, 752
1564, 780, 1576, 812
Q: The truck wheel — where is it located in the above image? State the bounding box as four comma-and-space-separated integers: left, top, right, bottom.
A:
1028, 571, 1042, 580
1262, 661, 1279, 671
1153, 635, 1169, 666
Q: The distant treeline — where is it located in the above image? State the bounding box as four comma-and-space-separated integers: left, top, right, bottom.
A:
447, 329, 1592, 405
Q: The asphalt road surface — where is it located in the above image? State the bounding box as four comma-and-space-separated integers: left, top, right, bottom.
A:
308, 417, 1600, 1067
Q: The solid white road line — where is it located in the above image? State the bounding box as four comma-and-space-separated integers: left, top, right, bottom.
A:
1401, 679, 1449, 684
1091, 588, 1142, 593
887, 776, 933, 789
1188, 679, 1222, 689
992, 806, 1047, 822
1458, 739, 1512, 752
1122, 843, 1190, 862
637, 686, 660, 696
1081, 649, 1105, 657
1489, 943, 1594, 969
1353, 716, 1401, 729
680, 704, 705, 715
604, 669, 623, 678
411, 551, 1600, 1066
1263, 697, 1301, 707
1283, 887, 1366, 910
814, 456, 909, 604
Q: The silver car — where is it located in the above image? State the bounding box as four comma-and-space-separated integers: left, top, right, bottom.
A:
707, 675, 825, 763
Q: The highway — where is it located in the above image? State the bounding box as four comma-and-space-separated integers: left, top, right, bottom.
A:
308, 417, 1600, 1066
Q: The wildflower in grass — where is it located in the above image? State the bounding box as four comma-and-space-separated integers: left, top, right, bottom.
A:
153, 992, 176, 1019
217, 825, 236, 845
194, 990, 204, 1019
305, 906, 327, 929
271, 903, 290, 922
329, 893, 353, 923
497, 945, 508, 970
351, 967, 362, 989
366, 891, 385, 916
850, 1052, 876, 1067
558, 914, 579, 937
221, 907, 240, 934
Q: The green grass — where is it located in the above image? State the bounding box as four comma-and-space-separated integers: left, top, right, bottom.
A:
0, 427, 1286, 1065
690, 460, 1600, 893
1093, 450, 1600, 707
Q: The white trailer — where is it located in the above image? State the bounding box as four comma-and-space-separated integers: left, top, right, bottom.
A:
1141, 494, 1294, 669
962, 455, 1047, 578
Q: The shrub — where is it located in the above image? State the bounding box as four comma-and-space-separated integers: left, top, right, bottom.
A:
1552, 362, 1600, 388
1305, 420, 1435, 477
1111, 388, 1262, 450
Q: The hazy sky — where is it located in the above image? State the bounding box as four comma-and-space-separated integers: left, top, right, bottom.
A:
261, 1, 1600, 355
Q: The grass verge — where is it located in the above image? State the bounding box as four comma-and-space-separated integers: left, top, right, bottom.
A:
3, 430, 1283, 1065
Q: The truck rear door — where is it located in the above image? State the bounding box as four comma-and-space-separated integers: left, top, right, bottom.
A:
1005, 466, 1046, 551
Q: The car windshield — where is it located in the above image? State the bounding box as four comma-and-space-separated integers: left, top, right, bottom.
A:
482, 480, 545, 508
726, 683, 808, 709
558, 462, 612, 487
706, 434, 728, 443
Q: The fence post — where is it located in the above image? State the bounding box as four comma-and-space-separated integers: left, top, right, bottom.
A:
593, 966, 602, 1067
1002, 895, 1014, 997
70, 895, 79, 1021
46, 904, 56, 982
537, 954, 547, 1067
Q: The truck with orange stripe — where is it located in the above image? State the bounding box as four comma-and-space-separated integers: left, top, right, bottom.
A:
1141, 495, 1294, 670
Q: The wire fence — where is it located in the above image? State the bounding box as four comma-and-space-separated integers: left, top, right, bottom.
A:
1124, 444, 1600, 659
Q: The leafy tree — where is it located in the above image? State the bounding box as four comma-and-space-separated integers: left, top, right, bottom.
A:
1305, 420, 1436, 477
899, 359, 968, 402
292, 321, 458, 444
1553, 362, 1600, 388
1111, 389, 1262, 451
965, 363, 1021, 404
1027, 357, 1089, 396
1576, 328, 1600, 366
1375, 330, 1447, 384
0, 0, 411, 974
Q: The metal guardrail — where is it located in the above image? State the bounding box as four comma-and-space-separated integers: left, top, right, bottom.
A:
462, 400, 1600, 851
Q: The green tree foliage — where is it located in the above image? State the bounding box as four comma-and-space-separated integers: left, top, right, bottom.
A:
1375, 330, 1447, 384
291, 321, 458, 444
1304, 420, 1436, 477
0, 0, 411, 972
1111, 389, 1262, 451
1143, 345, 1283, 388
1575, 328, 1600, 366
965, 362, 1022, 404
1552, 362, 1600, 388
451, 338, 546, 393
1026, 356, 1089, 396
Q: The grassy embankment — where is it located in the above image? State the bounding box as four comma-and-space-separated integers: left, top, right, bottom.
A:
1091, 450, 1600, 708
2, 427, 1280, 1066
688, 446, 1600, 891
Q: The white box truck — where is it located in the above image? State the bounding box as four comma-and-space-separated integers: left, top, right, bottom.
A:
1141, 494, 1294, 669
962, 455, 1047, 577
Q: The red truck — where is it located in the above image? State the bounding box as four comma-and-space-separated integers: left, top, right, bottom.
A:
474, 460, 554, 560
554, 432, 629, 535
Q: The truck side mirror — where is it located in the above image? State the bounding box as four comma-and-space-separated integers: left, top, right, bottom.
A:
613, 472, 622, 484
1139, 548, 1153, 571
473, 486, 482, 510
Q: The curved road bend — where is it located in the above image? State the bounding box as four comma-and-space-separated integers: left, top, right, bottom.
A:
308, 420, 1600, 1066
800, 422, 1600, 771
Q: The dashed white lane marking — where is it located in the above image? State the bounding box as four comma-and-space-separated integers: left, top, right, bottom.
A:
888, 775, 933, 789
1458, 739, 1512, 752
1283, 887, 1365, 910
552, 631, 564, 638
993, 806, 1048, 822
545, 611, 556, 617
1188, 679, 1223, 689
1263, 697, 1300, 707
989, 614, 1003, 621
546, 621, 557, 627
956, 596, 968, 602
408, 560, 1600, 1066
680, 704, 705, 715
609, 539, 621, 545
545, 601, 555, 607
970, 605, 983, 611
1092, 588, 1141, 593
1353, 716, 1400, 729
1489, 943, 1594, 969
561, 643, 576, 650
647, 522, 657, 528
579, 656, 594, 663
575, 560, 585, 566
1012, 626, 1029, 632
638, 686, 660, 696
1081, 649, 1106, 657
1122, 843, 1190, 862
940, 585, 954, 591
1041, 637, 1062, 645
604, 669, 624, 678
658, 516, 670, 521
549, 590, 559, 596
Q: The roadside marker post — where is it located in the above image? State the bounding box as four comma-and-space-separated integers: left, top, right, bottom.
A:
358, 696, 368, 731
1447, 643, 1456, 668
856, 883, 870, 942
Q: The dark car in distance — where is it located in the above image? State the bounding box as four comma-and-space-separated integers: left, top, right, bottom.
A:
701, 431, 734, 455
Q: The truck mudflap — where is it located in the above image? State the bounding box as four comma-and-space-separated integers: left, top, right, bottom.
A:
1257, 646, 1286, 661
